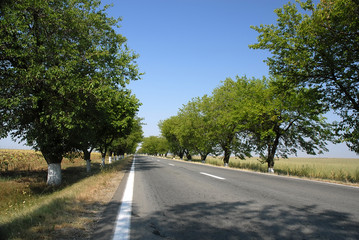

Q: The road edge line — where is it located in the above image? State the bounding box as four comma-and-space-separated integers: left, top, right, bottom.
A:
112, 156, 136, 240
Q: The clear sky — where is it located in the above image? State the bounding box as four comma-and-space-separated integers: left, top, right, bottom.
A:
0, 0, 357, 158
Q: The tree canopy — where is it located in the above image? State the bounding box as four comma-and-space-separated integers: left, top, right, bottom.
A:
139, 136, 169, 156
0, 0, 141, 185
159, 76, 333, 170
250, 0, 359, 153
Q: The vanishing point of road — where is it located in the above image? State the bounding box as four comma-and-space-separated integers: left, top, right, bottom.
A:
93, 155, 359, 240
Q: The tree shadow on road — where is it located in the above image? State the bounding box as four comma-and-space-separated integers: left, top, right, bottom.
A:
130, 200, 359, 240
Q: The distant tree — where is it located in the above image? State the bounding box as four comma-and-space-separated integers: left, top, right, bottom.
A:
96, 89, 140, 166
177, 96, 216, 161
140, 136, 157, 155
110, 117, 144, 157
159, 116, 185, 159
250, 0, 359, 153
156, 137, 170, 156
140, 136, 168, 156
0, 0, 140, 185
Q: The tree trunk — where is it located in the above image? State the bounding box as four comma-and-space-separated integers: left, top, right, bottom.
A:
86, 159, 91, 172
223, 146, 231, 166
186, 151, 192, 161
108, 152, 113, 163
200, 153, 208, 162
178, 150, 184, 160
83, 149, 91, 173
47, 163, 62, 186
101, 152, 106, 167
267, 133, 280, 173
41, 149, 63, 186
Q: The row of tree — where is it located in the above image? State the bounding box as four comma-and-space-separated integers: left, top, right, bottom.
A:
138, 136, 169, 156
0, 0, 143, 185
250, 0, 358, 153
158, 76, 333, 171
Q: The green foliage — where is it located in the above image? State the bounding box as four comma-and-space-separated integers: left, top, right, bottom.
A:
109, 117, 144, 156
207, 76, 256, 163
250, 0, 359, 153
0, 0, 141, 184
160, 75, 333, 169
139, 136, 169, 156
246, 76, 333, 167
176, 96, 216, 161
159, 116, 185, 158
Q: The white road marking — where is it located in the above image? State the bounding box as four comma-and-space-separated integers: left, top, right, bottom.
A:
113, 157, 135, 240
168, 163, 175, 166
200, 172, 225, 180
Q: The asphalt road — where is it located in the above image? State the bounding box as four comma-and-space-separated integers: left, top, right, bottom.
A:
94, 155, 359, 240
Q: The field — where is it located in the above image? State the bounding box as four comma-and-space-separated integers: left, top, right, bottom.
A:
0, 149, 131, 240
187, 155, 359, 184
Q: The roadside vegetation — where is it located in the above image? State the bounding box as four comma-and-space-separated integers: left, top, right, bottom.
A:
149, 153, 358, 184
193, 156, 359, 184
0, 149, 132, 240
0, 0, 143, 186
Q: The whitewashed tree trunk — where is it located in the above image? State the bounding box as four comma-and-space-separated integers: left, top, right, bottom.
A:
47, 163, 62, 186
86, 159, 91, 173
109, 156, 112, 164
101, 157, 105, 167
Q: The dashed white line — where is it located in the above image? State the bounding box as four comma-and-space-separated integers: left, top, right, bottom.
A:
200, 172, 225, 180
168, 163, 175, 166
113, 157, 135, 240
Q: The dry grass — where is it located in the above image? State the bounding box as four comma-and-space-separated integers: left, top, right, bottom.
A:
184, 155, 359, 184
0, 150, 131, 240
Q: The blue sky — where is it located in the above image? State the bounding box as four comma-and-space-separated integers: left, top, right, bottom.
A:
0, 0, 357, 158
120, 0, 286, 134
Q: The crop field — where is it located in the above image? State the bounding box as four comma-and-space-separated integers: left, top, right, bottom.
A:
0, 149, 130, 240
188, 155, 359, 184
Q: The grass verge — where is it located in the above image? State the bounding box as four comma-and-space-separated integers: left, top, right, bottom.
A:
173, 155, 359, 185
0, 152, 131, 240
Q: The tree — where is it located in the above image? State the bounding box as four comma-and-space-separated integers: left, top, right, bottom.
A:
110, 117, 144, 158
156, 137, 170, 156
250, 0, 359, 153
208, 77, 253, 165
96, 88, 140, 166
0, 0, 141, 185
177, 96, 216, 161
244, 76, 333, 172
140, 136, 169, 156
159, 116, 185, 159
72, 86, 140, 171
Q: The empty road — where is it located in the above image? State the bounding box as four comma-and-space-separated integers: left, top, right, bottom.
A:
102, 155, 359, 240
